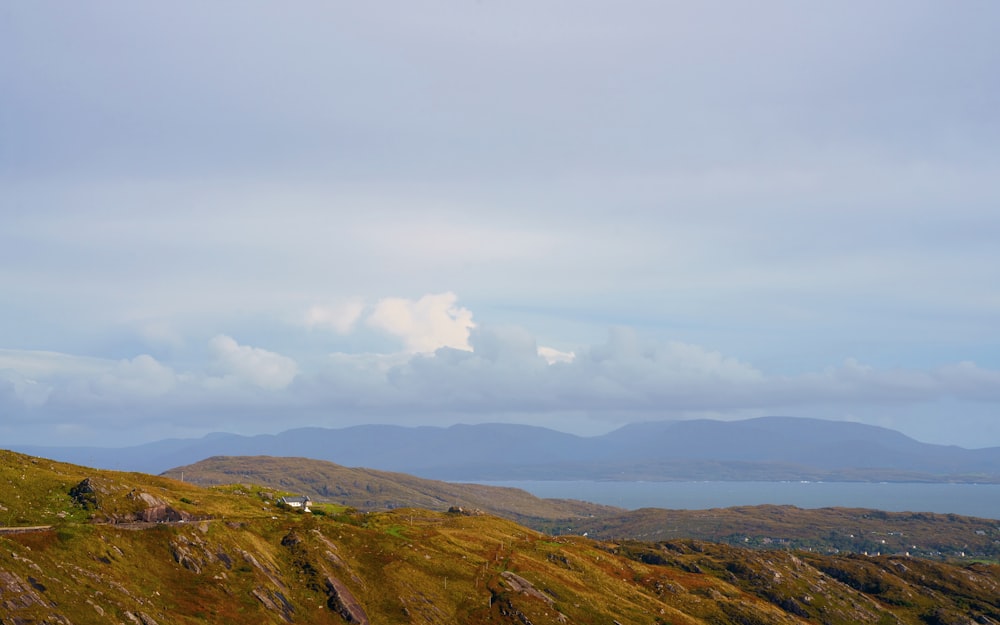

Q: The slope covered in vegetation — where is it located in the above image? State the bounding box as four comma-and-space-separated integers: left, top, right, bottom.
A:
162, 455, 619, 525
167, 455, 1000, 560
565, 504, 1000, 560
3, 449, 1000, 625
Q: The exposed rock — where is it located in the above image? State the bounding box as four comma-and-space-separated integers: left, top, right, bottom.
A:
0, 570, 47, 610
87, 598, 105, 616
496, 571, 570, 624
500, 571, 555, 608
122, 489, 191, 523
0, 570, 74, 624
494, 595, 536, 625
310, 530, 365, 588
325, 575, 369, 624
170, 540, 202, 574
135, 503, 189, 523
125, 612, 161, 625
448, 506, 485, 516
251, 586, 294, 623
129, 491, 164, 507
123, 611, 155, 625
69, 478, 100, 509
280, 529, 303, 548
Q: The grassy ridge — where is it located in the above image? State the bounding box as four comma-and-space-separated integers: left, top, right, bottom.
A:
3, 449, 1000, 624
167, 455, 1000, 560
162, 455, 620, 524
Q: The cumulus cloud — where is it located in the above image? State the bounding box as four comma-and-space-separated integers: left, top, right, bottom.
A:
367, 292, 475, 353
305, 298, 365, 334
208, 335, 299, 390
5, 329, 1000, 426
4, 323, 1000, 448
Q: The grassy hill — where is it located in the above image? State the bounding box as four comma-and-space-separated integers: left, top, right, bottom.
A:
161, 455, 620, 525
166, 455, 1000, 560
3, 449, 1000, 624
561, 504, 1000, 560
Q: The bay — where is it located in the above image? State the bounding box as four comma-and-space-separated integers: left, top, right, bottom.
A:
473, 480, 1000, 520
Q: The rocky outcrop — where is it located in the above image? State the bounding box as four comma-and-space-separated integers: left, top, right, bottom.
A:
69, 479, 192, 523
124, 611, 162, 625
129, 490, 191, 523
447, 506, 485, 516
280, 529, 368, 624
496, 571, 569, 624
0, 570, 73, 624
69, 477, 100, 509
0, 570, 48, 611
500, 571, 556, 608
324, 575, 368, 625
251, 587, 295, 623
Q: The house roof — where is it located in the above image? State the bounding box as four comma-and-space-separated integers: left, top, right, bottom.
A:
279, 495, 312, 505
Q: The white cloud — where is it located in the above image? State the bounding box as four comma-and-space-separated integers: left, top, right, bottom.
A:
305, 298, 366, 334
0, 348, 111, 378
5, 375, 52, 407
367, 292, 475, 353
208, 335, 299, 390
3, 323, 1000, 447
93, 355, 177, 398
469, 325, 539, 364
538, 346, 575, 365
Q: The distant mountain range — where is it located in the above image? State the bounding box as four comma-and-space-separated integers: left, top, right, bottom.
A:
14, 417, 1000, 482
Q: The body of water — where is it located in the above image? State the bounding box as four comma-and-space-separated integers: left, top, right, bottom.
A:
473, 480, 1000, 520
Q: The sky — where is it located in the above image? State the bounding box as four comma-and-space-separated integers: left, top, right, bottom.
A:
2, 2, 999, 449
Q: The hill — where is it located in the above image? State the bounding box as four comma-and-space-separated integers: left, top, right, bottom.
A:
15, 417, 1000, 481
161, 455, 619, 526
0, 452, 1000, 625
3, 449, 1000, 624
166, 455, 1000, 560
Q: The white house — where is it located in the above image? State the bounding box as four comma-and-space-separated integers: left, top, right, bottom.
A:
278, 495, 312, 512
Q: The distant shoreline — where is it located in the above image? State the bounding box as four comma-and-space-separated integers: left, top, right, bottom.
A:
469, 480, 1000, 520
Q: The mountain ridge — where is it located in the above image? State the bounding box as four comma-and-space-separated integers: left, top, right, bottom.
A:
13, 416, 1000, 482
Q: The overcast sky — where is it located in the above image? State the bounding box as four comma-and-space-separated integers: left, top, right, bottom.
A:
2, 2, 999, 449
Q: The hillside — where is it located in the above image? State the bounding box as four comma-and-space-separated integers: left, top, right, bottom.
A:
162, 455, 619, 526
562, 504, 1000, 560
3, 449, 1000, 624
16, 417, 1000, 481
166, 455, 1000, 560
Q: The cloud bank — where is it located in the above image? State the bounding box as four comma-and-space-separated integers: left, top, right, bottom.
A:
2, 294, 999, 448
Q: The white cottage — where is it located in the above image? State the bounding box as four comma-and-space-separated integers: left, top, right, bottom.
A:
278, 495, 312, 512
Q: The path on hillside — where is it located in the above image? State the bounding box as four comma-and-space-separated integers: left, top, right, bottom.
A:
0, 525, 53, 534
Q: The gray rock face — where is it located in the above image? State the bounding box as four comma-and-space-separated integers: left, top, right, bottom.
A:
69, 477, 99, 509
325, 575, 369, 625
